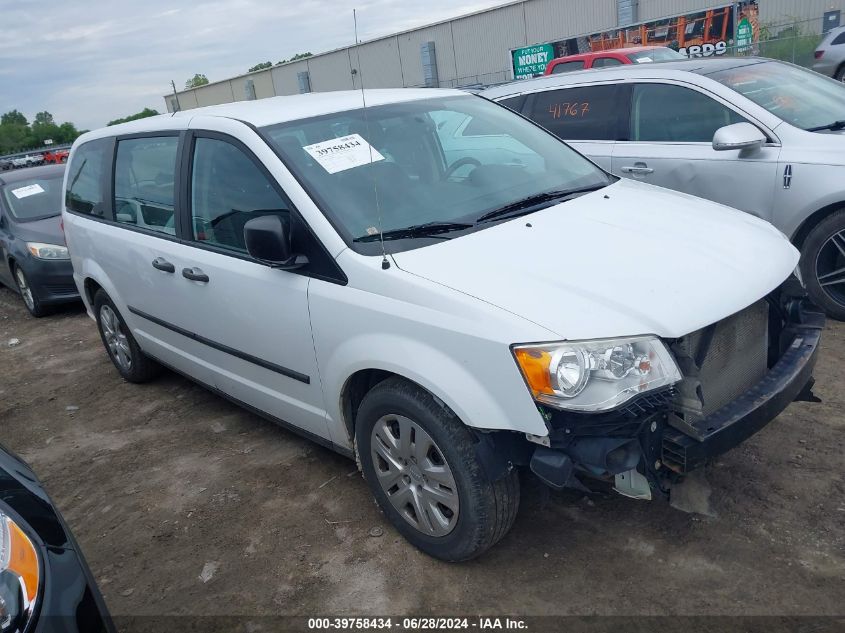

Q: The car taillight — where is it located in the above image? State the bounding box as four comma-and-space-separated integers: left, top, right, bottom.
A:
815, 50, 825, 59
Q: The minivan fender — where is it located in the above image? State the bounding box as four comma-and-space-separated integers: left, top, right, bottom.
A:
322, 333, 549, 449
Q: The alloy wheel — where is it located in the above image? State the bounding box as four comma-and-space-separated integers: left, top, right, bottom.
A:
370, 414, 460, 537
815, 228, 845, 309
14, 268, 35, 312
99, 305, 133, 372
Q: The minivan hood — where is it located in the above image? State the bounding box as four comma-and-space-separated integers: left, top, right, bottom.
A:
391, 179, 798, 340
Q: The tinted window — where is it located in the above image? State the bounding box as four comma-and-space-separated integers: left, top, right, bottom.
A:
832, 32, 845, 46
190, 137, 290, 253
630, 83, 746, 142
66, 139, 108, 217
114, 137, 179, 235
592, 57, 624, 68
527, 85, 622, 141
497, 95, 527, 113
2, 175, 64, 222
551, 60, 585, 74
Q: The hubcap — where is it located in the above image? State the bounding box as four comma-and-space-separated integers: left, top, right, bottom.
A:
815, 228, 845, 308
14, 268, 35, 312
370, 414, 459, 537
99, 305, 132, 371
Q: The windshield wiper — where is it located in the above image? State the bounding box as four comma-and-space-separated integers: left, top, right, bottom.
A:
476, 185, 606, 223
806, 120, 845, 132
353, 221, 474, 243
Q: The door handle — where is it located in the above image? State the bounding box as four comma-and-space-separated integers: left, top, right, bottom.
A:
620, 165, 654, 175
182, 267, 209, 283
151, 257, 175, 273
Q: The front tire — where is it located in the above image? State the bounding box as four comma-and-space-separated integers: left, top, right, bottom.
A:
14, 265, 48, 318
355, 377, 519, 561
801, 210, 845, 321
93, 290, 162, 382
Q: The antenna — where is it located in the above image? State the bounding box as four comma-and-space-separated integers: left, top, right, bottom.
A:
353, 9, 390, 270
170, 80, 181, 116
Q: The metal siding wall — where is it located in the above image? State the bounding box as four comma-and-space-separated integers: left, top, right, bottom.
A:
396, 22, 457, 88
760, 0, 845, 29
353, 37, 405, 88
451, 3, 527, 82
193, 81, 236, 107
271, 61, 310, 96
525, 0, 618, 43
638, 0, 727, 22
306, 50, 354, 91
230, 70, 275, 102
167, 90, 198, 112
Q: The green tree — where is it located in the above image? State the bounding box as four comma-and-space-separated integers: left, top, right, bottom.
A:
249, 61, 273, 72
1, 110, 28, 126
34, 111, 54, 126
107, 108, 161, 126
275, 52, 313, 65
185, 73, 210, 89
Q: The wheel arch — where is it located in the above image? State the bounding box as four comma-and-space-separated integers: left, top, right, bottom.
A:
791, 201, 845, 251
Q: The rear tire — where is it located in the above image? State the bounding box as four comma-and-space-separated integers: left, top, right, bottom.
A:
836, 65, 845, 82
93, 290, 162, 382
800, 210, 845, 321
355, 377, 519, 561
14, 265, 48, 318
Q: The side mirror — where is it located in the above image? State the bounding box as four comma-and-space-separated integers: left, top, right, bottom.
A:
244, 214, 308, 270
712, 122, 767, 152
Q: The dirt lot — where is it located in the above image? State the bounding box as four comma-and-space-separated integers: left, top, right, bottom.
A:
0, 286, 843, 622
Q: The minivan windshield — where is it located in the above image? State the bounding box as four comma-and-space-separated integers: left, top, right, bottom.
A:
261, 95, 611, 253
709, 61, 845, 131
1, 174, 64, 222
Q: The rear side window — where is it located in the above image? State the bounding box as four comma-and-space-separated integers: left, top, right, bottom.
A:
527, 85, 622, 141
190, 137, 290, 254
497, 95, 527, 113
551, 60, 585, 74
113, 136, 179, 235
630, 83, 746, 143
66, 139, 109, 217
832, 32, 845, 46
592, 57, 624, 68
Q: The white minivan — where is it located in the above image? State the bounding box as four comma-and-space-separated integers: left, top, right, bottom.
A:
63, 89, 822, 560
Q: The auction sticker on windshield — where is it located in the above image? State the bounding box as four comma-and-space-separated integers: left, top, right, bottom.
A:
10, 184, 45, 199
303, 134, 384, 174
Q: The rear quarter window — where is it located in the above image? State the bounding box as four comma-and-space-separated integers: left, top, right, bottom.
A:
526, 85, 623, 141
66, 139, 110, 217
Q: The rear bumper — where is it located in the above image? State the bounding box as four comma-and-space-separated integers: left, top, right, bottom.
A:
662, 307, 822, 473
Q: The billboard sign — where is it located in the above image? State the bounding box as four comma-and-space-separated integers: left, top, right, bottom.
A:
510, 1, 759, 78
512, 43, 554, 79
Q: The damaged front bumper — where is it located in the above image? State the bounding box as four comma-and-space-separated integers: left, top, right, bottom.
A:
524, 287, 824, 499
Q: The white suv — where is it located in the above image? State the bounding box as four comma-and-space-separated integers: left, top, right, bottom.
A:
63, 89, 822, 560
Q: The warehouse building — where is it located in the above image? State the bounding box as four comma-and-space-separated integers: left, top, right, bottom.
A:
164, 0, 845, 112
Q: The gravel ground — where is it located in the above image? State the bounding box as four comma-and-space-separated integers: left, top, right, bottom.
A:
0, 286, 843, 624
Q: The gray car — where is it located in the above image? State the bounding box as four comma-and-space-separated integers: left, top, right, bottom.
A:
483, 57, 845, 320
0, 164, 79, 316
813, 25, 845, 81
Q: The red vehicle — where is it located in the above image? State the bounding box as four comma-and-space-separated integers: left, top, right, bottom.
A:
544, 46, 684, 75
42, 149, 69, 164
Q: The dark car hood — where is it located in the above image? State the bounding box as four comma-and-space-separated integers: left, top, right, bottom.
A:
13, 214, 65, 244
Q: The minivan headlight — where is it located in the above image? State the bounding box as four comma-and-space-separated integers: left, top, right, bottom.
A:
512, 336, 682, 412
26, 242, 69, 260
0, 509, 40, 633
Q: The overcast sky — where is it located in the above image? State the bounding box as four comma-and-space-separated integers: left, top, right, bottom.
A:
0, 0, 507, 130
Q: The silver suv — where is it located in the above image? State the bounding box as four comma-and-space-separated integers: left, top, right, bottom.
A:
813, 26, 845, 81
483, 57, 845, 319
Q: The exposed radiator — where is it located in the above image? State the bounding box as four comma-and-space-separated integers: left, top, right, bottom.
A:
670, 300, 769, 421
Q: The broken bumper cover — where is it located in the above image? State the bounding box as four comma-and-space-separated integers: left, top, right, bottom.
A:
661, 310, 823, 473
